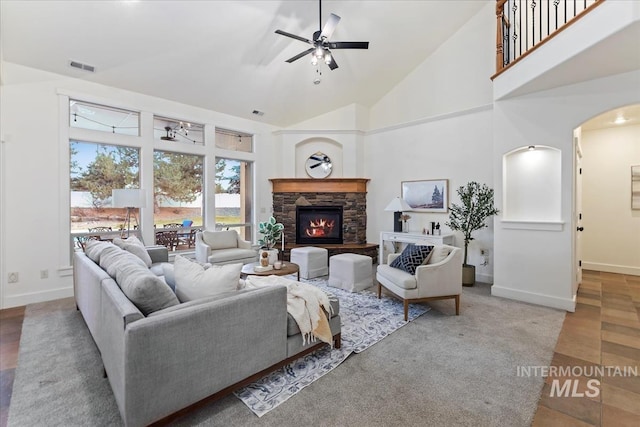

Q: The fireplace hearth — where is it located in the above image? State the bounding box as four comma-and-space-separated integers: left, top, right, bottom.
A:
296, 206, 343, 245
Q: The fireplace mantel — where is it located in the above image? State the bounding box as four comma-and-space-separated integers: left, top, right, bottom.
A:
269, 178, 369, 193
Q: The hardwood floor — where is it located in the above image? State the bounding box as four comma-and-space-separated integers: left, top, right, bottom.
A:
0, 271, 638, 426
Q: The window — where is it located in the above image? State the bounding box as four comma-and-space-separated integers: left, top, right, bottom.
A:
215, 157, 253, 240
154, 150, 204, 250
215, 128, 253, 153
70, 100, 139, 136
154, 116, 204, 146
70, 141, 140, 247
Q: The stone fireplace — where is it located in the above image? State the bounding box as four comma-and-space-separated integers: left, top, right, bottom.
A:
270, 178, 378, 263
296, 205, 343, 245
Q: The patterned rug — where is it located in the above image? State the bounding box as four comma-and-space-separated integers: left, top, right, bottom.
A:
234, 277, 429, 417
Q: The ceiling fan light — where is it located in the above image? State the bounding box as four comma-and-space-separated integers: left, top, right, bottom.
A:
311, 56, 318, 66
324, 52, 332, 64
315, 47, 323, 58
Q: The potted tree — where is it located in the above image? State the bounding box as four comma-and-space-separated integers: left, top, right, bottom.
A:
258, 216, 284, 265
445, 182, 499, 286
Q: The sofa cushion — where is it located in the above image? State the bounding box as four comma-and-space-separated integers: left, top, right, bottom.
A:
208, 248, 257, 264
84, 240, 114, 263
389, 244, 434, 275
376, 264, 418, 290
173, 255, 242, 302
114, 260, 180, 315
202, 230, 238, 250
113, 235, 152, 267
98, 244, 147, 278
428, 245, 452, 265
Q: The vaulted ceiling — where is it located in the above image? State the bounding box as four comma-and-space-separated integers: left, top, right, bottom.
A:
0, 0, 488, 127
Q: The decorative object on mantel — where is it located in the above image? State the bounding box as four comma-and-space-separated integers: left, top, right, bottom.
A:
384, 197, 411, 233
446, 182, 499, 286
304, 152, 333, 179
258, 216, 284, 265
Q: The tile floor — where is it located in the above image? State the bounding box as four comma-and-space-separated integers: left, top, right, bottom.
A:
532, 270, 640, 426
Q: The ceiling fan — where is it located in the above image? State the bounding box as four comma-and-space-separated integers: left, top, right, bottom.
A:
275, 0, 369, 70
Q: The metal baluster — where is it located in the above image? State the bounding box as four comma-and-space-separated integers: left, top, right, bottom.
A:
531, 1, 536, 46
512, 0, 518, 63
554, 0, 560, 30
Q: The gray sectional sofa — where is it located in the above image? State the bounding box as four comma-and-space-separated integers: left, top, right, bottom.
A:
73, 241, 341, 427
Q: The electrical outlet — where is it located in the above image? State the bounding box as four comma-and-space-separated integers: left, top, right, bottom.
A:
40, 269, 49, 279
8, 272, 19, 283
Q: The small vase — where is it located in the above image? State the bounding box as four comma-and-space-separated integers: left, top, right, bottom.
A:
259, 248, 279, 265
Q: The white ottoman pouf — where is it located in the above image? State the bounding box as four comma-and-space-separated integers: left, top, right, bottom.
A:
290, 246, 328, 279
328, 253, 373, 292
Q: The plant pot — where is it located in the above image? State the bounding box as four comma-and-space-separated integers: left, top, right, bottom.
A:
259, 248, 279, 265
462, 264, 475, 287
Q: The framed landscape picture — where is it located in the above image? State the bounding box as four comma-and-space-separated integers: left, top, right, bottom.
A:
633, 165, 640, 210
402, 179, 448, 213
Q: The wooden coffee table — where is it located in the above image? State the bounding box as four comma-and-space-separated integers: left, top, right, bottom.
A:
241, 261, 300, 281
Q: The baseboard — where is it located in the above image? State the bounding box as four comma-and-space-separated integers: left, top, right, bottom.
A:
2, 286, 74, 309
491, 285, 575, 312
582, 262, 640, 276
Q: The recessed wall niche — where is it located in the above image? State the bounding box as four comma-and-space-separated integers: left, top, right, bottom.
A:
503, 145, 562, 229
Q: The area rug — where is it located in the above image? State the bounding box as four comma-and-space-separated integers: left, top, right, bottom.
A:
234, 278, 429, 416
7, 278, 428, 425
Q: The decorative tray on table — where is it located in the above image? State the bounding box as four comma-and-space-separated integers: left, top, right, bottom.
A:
254, 265, 273, 273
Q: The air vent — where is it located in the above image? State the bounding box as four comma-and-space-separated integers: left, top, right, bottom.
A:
252, 110, 264, 116
69, 60, 95, 73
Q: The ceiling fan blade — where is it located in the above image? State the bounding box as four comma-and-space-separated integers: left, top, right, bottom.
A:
329, 41, 369, 49
310, 163, 323, 169
275, 29, 313, 45
285, 48, 315, 63
327, 55, 339, 70
319, 13, 340, 40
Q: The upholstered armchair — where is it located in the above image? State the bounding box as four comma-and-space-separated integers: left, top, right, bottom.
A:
195, 230, 258, 265
376, 244, 463, 320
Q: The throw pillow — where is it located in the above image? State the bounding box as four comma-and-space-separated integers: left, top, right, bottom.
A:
173, 255, 242, 302
84, 240, 113, 263
114, 260, 180, 315
113, 235, 152, 267
427, 246, 452, 265
99, 244, 147, 278
390, 244, 434, 275
162, 263, 176, 292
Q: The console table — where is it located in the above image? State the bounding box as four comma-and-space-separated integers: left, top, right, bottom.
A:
379, 231, 455, 264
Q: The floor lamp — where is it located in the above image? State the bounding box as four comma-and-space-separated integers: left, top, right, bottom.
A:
384, 197, 411, 232
112, 188, 146, 239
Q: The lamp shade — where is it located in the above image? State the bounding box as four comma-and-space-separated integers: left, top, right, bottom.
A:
384, 197, 411, 212
112, 188, 146, 208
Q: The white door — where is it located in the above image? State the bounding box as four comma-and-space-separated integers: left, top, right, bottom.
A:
574, 135, 584, 297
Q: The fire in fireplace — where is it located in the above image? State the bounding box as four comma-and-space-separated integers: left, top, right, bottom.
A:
296, 206, 343, 245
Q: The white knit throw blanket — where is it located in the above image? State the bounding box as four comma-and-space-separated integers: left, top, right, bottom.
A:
244, 275, 334, 346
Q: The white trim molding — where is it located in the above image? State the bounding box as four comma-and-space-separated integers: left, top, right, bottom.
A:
3, 286, 74, 309
501, 220, 565, 231
582, 262, 640, 277
491, 285, 575, 312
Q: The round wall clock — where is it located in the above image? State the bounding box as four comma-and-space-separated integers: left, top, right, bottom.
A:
305, 152, 332, 179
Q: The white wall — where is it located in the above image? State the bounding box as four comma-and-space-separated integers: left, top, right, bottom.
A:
366, 107, 495, 282
492, 70, 640, 311
581, 123, 640, 275
368, 1, 494, 130
0, 61, 279, 308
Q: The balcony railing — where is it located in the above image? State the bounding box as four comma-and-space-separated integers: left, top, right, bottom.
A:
495, 0, 605, 76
